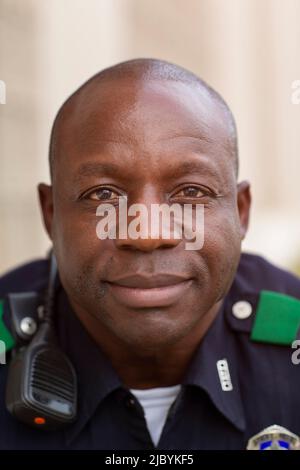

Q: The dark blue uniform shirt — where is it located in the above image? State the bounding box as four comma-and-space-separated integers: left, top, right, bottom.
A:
1, 253, 300, 450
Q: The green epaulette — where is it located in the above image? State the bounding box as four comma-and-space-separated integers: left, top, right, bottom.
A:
0, 299, 15, 353
251, 290, 300, 345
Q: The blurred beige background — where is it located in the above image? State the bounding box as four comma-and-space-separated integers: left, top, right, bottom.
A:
1, 0, 300, 275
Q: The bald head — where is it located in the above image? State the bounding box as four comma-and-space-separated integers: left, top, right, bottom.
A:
48, 58, 238, 180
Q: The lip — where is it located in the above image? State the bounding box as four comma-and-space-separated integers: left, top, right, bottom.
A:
105, 274, 193, 308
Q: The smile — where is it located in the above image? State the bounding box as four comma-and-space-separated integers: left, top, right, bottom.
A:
105, 275, 194, 308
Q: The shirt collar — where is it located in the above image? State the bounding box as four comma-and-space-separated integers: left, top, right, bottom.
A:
182, 298, 246, 432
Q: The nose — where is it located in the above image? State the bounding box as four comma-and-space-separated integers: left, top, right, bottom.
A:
114, 195, 182, 252
115, 234, 180, 252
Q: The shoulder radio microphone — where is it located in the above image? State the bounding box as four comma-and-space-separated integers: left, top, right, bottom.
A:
5, 252, 77, 430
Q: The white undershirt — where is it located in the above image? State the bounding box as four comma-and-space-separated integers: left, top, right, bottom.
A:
130, 385, 181, 446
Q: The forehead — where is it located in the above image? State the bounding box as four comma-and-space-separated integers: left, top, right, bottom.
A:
54, 78, 232, 179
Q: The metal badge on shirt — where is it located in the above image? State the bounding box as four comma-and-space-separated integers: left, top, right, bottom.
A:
247, 425, 300, 450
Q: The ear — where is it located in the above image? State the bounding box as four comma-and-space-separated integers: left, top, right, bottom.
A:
38, 183, 54, 240
237, 181, 251, 240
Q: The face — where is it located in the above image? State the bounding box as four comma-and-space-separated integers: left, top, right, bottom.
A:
39, 78, 251, 351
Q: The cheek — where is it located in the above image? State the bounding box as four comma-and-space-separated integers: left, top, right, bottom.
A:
201, 209, 242, 283
203, 203, 241, 249
51, 206, 110, 273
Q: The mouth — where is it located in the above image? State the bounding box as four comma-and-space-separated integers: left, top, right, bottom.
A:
104, 274, 194, 308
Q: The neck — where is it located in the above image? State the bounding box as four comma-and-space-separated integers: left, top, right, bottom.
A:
70, 299, 223, 389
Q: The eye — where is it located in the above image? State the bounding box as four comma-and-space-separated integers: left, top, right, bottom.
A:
172, 186, 207, 200
84, 187, 122, 201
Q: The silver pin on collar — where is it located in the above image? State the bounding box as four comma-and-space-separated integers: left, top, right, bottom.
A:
216, 359, 233, 391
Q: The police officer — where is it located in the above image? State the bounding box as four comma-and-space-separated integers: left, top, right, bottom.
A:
1, 59, 300, 450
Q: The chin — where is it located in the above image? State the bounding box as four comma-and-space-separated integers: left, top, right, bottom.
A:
112, 319, 193, 353
123, 336, 182, 355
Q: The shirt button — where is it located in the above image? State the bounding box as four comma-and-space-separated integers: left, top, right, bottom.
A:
125, 397, 136, 408
232, 300, 253, 319
20, 317, 37, 336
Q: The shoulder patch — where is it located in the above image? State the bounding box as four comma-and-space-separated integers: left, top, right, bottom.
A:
251, 290, 300, 345
0, 299, 15, 352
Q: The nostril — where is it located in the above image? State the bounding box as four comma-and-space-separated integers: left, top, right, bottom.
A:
114, 236, 181, 252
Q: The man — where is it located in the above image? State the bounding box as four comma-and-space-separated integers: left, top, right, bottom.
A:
1, 58, 300, 450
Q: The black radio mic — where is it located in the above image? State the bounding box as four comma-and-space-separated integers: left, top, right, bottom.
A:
5, 253, 77, 430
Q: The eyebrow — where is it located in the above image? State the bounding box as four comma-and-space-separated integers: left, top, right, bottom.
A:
165, 160, 219, 179
74, 162, 121, 183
